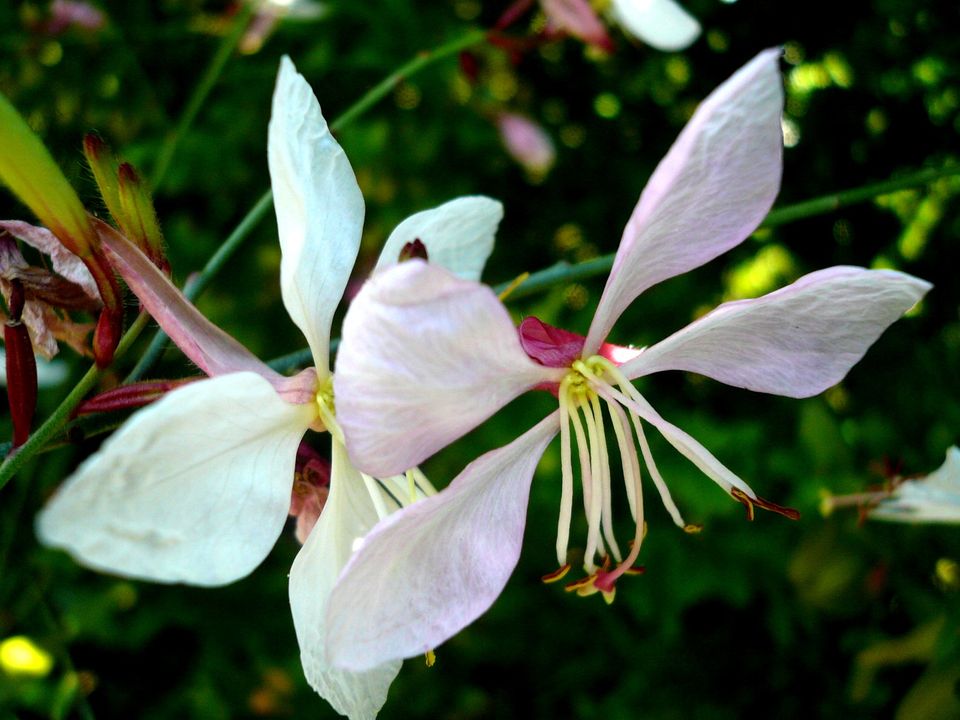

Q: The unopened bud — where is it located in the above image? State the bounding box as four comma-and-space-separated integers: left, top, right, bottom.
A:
117, 163, 167, 273
92, 307, 122, 368
398, 238, 428, 263
5, 281, 37, 448
75, 378, 196, 416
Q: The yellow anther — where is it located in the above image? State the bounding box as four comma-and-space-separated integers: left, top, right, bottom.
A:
541, 564, 572, 584
425, 650, 436, 667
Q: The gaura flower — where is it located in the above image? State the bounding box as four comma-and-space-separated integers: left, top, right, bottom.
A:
325, 49, 931, 671
823, 447, 960, 524
540, 0, 700, 52
36, 57, 504, 719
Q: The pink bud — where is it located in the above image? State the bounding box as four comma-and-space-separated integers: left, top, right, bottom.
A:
496, 113, 557, 176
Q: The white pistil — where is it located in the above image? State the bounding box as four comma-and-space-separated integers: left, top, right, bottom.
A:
604, 397, 642, 524
556, 376, 576, 568
361, 472, 391, 520
409, 466, 438, 497
589, 392, 621, 564
579, 393, 606, 573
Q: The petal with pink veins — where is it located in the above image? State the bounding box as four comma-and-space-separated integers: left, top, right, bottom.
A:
269, 56, 364, 374
36, 372, 315, 586
326, 412, 560, 671
620, 267, 931, 397
374, 196, 503, 282
289, 438, 401, 720
610, 0, 700, 51
98, 224, 282, 383
584, 48, 784, 355
335, 260, 562, 477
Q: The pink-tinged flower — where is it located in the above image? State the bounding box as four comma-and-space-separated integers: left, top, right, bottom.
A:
326, 49, 931, 671
45, 0, 107, 34
36, 57, 503, 720
824, 447, 960, 524
496, 112, 557, 177
539, 0, 699, 52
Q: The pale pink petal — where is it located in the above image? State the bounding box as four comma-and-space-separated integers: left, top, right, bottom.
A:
327, 412, 560, 671
871, 447, 960, 524
583, 49, 784, 355
335, 260, 562, 477
374, 196, 503, 282
496, 113, 557, 175
98, 223, 281, 383
621, 267, 931, 397
269, 56, 364, 374
0, 220, 99, 299
541, 0, 613, 50
610, 0, 700, 51
36, 372, 315, 586
289, 438, 401, 719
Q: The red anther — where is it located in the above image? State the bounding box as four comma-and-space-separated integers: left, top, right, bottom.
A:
731, 487, 800, 522
398, 239, 428, 263
75, 378, 197, 417
541, 564, 571, 583
5, 316, 37, 448
92, 306, 122, 368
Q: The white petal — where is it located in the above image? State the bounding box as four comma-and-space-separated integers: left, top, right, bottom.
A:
374, 196, 503, 281
335, 260, 561, 478
584, 48, 784, 355
268, 56, 364, 374
610, 0, 700, 51
871, 447, 960, 524
327, 412, 560, 671
36, 373, 314, 586
621, 267, 932, 397
289, 439, 401, 720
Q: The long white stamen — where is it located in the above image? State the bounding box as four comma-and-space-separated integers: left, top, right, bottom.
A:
361, 473, 392, 520
580, 393, 606, 573
603, 396, 642, 524
409, 466, 438, 497
557, 379, 576, 568
567, 394, 593, 528
589, 392, 621, 563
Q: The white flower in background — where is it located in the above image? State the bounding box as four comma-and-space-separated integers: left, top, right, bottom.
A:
870, 447, 960, 523
36, 57, 503, 720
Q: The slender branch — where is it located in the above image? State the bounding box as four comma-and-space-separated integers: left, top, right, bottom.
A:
128, 28, 489, 381
149, 4, 254, 189
264, 163, 960, 373
494, 163, 960, 301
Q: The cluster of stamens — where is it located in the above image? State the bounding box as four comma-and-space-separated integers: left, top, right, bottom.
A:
544, 354, 799, 603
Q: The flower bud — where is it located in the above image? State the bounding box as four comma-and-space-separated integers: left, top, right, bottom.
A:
4, 281, 37, 448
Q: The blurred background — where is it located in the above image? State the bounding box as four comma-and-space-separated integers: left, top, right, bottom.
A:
0, 0, 958, 717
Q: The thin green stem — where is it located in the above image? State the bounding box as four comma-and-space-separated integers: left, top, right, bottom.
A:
492, 163, 960, 300
261, 162, 960, 372
0, 313, 150, 492
128, 28, 488, 381
149, 4, 254, 189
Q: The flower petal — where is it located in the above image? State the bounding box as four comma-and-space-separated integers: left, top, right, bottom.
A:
327, 412, 560, 671
36, 372, 314, 586
373, 196, 503, 282
269, 56, 364, 374
335, 260, 561, 477
871, 447, 960, 524
583, 48, 784, 355
541, 0, 613, 51
609, 0, 700, 51
0, 220, 99, 299
620, 267, 932, 398
98, 224, 280, 382
289, 438, 401, 720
